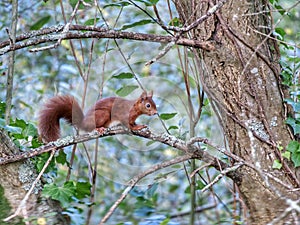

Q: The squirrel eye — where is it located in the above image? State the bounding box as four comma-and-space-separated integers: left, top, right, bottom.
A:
146, 103, 151, 109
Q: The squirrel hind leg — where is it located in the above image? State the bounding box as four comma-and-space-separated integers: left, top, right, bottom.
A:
81, 109, 110, 132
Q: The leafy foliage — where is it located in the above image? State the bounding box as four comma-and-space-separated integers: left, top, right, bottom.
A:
112, 72, 135, 79
116, 85, 139, 96
0, 102, 42, 149
159, 113, 177, 120
272, 159, 282, 169
121, 19, 154, 30
286, 141, 300, 167
30, 15, 51, 30
273, 0, 300, 169
42, 181, 91, 208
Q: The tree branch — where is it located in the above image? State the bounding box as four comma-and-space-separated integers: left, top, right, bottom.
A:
5, 0, 18, 125
0, 25, 215, 55
0, 127, 232, 175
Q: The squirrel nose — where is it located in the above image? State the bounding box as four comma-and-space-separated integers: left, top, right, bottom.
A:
152, 110, 158, 116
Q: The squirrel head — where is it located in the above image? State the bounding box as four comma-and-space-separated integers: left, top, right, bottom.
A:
138, 90, 157, 116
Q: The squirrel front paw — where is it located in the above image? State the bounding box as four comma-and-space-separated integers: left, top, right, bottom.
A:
95, 127, 106, 135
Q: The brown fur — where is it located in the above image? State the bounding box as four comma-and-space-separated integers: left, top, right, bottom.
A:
38, 92, 157, 142
38, 95, 84, 142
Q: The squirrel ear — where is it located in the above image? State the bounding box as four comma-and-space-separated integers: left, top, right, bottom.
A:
148, 90, 153, 98
140, 91, 147, 100
140, 91, 147, 98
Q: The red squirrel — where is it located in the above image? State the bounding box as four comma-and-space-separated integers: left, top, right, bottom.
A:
38, 91, 157, 142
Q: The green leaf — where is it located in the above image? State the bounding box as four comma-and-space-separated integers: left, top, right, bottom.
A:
116, 85, 139, 97
35, 152, 56, 173
56, 150, 67, 165
160, 218, 170, 225
112, 72, 134, 79
168, 17, 181, 27
121, 19, 153, 30
10, 118, 27, 130
30, 15, 51, 30
75, 181, 91, 199
168, 125, 178, 130
196, 180, 206, 190
84, 18, 100, 26
184, 185, 191, 194
274, 27, 286, 40
277, 144, 284, 151
272, 159, 282, 169
168, 184, 179, 193
160, 113, 177, 120
274, 4, 286, 15
148, 0, 159, 5
31, 138, 42, 148
286, 141, 300, 167
185, 180, 206, 193
134, 0, 159, 6
146, 140, 156, 146
23, 123, 38, 137
42, 181, 76, 207
282, 151, 291, 160
103, 1, 131, 8
0, 102, 6, 116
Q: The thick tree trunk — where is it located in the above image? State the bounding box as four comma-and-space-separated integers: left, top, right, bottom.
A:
0, 131, 69, 224
175, 0, 299, 224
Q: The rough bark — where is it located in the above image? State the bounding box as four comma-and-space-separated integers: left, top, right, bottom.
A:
174, 0, 299, 224
0, 130, 69, 224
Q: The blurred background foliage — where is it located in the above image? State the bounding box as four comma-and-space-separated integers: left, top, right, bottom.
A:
0, 0, 299, 224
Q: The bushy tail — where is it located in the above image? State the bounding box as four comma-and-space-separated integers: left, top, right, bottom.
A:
38, 95, 84, 142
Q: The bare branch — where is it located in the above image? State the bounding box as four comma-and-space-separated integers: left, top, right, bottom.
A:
168, 0, 228, 32
170, 199, 234, 219
98, 154, 193, 224
0, 127, 233, 175
0, 25, 215, 55
201, 162, 243, 193
5, 0, 18, 124
145, 40, 176, 66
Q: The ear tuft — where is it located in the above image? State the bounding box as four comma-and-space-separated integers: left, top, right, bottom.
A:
140, 91, 147, 100
148, 90, 153, 98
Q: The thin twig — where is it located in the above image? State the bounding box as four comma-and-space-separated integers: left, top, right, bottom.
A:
170, 199, 234, 218
267, 199, 300, 225
114, 40, 145, 91
98, 154, 193, 224
201, 163, 244, 193
5, 0, 18, 125
84, 7, 99, 223
190, 162, 211, 178
168, 0, 228, 32
239, 0, 300, 76
145, 40, 176, 66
